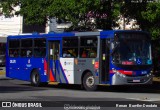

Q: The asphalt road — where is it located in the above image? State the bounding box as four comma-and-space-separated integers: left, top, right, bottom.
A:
1, 75, 160, 110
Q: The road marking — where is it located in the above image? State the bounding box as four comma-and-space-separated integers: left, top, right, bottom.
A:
127, 98, 160, 102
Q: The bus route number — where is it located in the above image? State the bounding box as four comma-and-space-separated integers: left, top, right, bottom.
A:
10, 60, 16, 63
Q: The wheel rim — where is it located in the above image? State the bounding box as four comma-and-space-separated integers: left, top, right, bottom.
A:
86, 76, 94, 88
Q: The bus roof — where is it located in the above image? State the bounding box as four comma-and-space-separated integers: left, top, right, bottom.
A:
7, 30, 148, 39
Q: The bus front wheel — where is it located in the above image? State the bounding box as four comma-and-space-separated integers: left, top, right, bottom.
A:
31, 70, 41, 87
83, 72, 97, 91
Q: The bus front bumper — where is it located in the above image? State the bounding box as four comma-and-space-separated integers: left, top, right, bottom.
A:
112, 73, 152, 85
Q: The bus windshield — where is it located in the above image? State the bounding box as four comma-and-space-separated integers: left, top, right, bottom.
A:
112, 33, 152, 65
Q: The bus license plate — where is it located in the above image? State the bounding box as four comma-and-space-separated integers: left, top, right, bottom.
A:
133, 79, 140, 82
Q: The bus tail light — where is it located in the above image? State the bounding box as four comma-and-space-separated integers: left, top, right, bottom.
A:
94, 62, 99, 69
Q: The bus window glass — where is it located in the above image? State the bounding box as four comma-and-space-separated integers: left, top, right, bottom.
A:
80, 37, 97, 58
9, 40, 20, 48
21, 39, 33, 57
9, 40, 20, 57
112, 33, 151, 65
21, 39, 32, 47
62, 38, 78, 58
34, 39, 46, 57
9, 49, 19, 57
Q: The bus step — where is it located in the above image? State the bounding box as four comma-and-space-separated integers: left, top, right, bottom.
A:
48, 82, 59, 85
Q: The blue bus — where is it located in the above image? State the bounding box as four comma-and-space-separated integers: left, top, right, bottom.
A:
6, 30, 153, 91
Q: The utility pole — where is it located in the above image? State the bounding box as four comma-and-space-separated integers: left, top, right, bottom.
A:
122, 1, 125, 30
123, 15, 125, 30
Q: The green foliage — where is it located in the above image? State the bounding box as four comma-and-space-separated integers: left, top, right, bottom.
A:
141, 3, 160, 39
0, 0, 160, 38
1, 0, 101, 26
141, 3, 160, 22
119, 1, 160, 39
0, 0, 19, 17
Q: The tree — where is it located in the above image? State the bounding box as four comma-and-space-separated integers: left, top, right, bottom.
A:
118, 1, 160, 39
1, 0, 160, 37
0, 0, 117, 31
141, 2, 160, 40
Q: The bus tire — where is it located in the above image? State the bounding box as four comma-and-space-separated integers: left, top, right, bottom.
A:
83, 72, 97, 91
31, 70, 41, 87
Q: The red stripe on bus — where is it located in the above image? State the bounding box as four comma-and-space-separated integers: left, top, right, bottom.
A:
44, 59, 47, 74
109, 70, 133, 75
50, 69, 55, 81
44, 59, 55, 81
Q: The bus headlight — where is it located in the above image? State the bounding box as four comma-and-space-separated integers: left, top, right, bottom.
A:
116, 72, 126, 78
112, 68, 126, 78
120, 73, 126, 78
147, 73, 152, 77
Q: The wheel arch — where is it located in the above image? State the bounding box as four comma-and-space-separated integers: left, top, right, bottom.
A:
81, 69, 93, 84
30, 68, 39, 79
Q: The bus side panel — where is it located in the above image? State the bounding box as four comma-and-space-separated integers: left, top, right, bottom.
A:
58, 58, 99, 85
6, 58, 48, 82
59, 58, 74, 84
7, 58, 24, 80
74, 58, 99, 85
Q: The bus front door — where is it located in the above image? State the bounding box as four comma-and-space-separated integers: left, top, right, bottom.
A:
100, 39, 110, 83
48, 41, 60, 82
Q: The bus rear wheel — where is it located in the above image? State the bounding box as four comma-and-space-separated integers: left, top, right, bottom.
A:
31, 70, 41, 87
83, 72, 97, 91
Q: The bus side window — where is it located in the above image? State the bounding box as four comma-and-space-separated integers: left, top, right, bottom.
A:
82, 50, 87, 58
9, 50, 14, 57
13, 50, 18, 57
8, 39, 20, 57
62, 37, 78, 58
27, 50, 32, 57
80, 37, 97, 58
21, 39, 33, 57
34, 39, 46, 57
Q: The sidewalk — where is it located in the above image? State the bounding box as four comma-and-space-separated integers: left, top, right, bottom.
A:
0, 68, 6, 79
0, 67, 5, 75
0, 74, 5, 79
153, 77, 160, 83
0, 71, 5, 75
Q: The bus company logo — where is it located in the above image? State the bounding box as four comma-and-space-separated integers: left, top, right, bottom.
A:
28, 59, 30, 64
64, 61, 73, 66
10, 60, 16, 64
26, 64, 32, 67
2, 102, 11, 107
